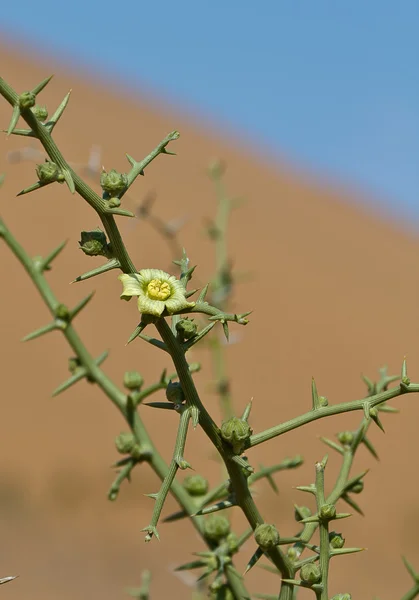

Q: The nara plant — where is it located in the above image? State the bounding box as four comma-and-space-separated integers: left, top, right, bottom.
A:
1, 74, 418, 600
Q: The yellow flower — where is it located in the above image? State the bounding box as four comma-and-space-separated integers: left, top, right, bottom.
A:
119, 269, 195, 317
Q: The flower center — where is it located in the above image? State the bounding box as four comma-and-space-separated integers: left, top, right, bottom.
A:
147, 279, 171, 301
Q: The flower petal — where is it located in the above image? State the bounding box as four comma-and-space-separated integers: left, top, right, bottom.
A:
138, 295, 166, 317
139, 268, 171, 284
119, 274, 143, 300
165, 295, 195, 314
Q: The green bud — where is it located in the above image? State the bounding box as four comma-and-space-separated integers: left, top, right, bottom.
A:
330, 595, 351, 600
36, 161, 64, 184
329, 531, 345, 549
220, 416, 252, 454
175, 318, 197, 340
287, 547, 299, 561
123, 371, 144, 391
79, 228, 110, 257
319, 503, 336, 521
347, 479, 364, 494
32, 105, 48, 121
337, 431, 354, 446
166, 381, 185, 404
319, 395, 328, 407
108, 197, 121, 208
300, 563, 321, 584
19, 91, 36, 109
254, 523, 280, 550
130, 444, 143, 460
100, 169, 128, 196
115, 432, 136, 454
204, 515, 230, 542
55, 303, 70, 321
68, 357, 82, 374
294, 505, 312, 522
182, 474, 208, 496
226, 532, 239, 554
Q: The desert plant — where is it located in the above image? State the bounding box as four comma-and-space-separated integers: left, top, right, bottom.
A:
1, 74, 418, 600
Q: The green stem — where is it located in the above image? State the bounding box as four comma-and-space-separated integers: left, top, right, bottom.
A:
0, 215, 204, 535
155, 317, 293, 589
401, 586, 419, 600
249, 385, 418, 448
315, 461, 329, 600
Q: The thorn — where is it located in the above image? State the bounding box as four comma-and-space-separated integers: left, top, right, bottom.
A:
70, 291, 95, 320
39, 239, 68, 271
21, 322, 56, 342
71, 258, 120, 283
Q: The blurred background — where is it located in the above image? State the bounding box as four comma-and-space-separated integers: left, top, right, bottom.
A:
0, 2, 419, 599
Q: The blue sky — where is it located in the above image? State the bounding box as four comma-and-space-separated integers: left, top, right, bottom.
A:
1, 2, 418, 221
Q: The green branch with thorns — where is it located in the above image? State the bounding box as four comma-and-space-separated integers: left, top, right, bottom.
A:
0, 74, 417, 600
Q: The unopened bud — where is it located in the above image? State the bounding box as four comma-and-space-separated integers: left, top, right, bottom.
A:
36, 162, 64, 184
32, 105, 48, 121
329, 532, 345, 549
19, 91, 36, 109
100, 169, 128, 196
338, 431, 354, 446
204, 515, 230, 542
300, 563, 321, 584
254, 523, 280, 550
108, 197, 121, 208
319, 503, 336, 521
175, 318, 197, 340
166, 381, 185, 404
79, 228, 110, 257
182, 474, 208, 496
115, 432, 135, 454
220, 416, 252, 454
123, 371, 144, 391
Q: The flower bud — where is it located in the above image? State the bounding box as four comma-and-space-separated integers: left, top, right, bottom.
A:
254, 523, 280, 550
347, 479, 364, 494
337, 431, 354, 446
55, 303, 70, 321
319, 395, 328, 407
115, 432, 136, 454
294, 505, 312, 522
166, 381, 185, 404
36, 162, 64, 184
226, 532, 239, 554
68, 357, 82, 374
100, 169, 128, 196
19, 91, 36, 109
319, 503, 336, 521
182, 474, 208, 496
79, 229, 110, 257
300, 563, 321, 584
175, 318, 197, 340
108, 197, 121, 208
287, 547, 299, 561
130, 444, 143, 461
123, 371, 144, 391
32, 105, 48, 121
220, 417, 252, 454
204, 515, 230, 542
329, 531, 345, 549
